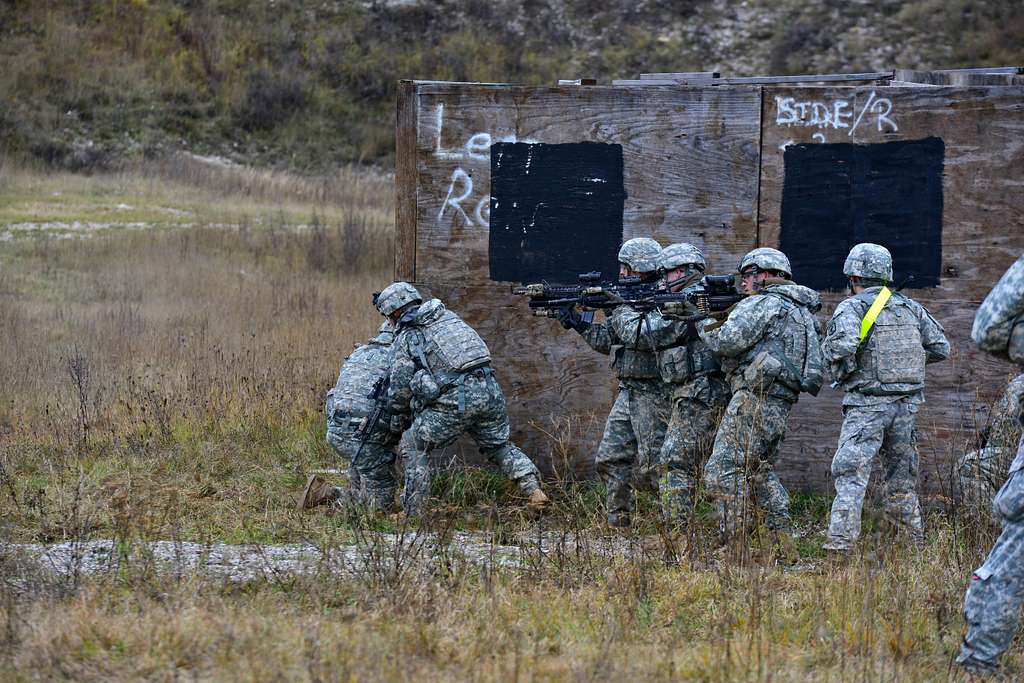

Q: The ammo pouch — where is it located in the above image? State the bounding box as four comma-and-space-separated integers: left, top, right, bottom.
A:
659, 341, 718, 383
613, 346, 660, 380
743, 349, 785, 394
410, 369, 441, 404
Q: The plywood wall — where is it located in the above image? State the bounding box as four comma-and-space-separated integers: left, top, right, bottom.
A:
395, 80, 1024, 492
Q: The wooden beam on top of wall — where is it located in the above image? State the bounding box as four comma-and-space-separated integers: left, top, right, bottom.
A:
614, 71, 893, 86
895, 69, 1024, 86
640, 71, 721, 79
929, 66, 1023, 75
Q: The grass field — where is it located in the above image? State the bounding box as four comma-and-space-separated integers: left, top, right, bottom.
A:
0, 157, 1014, 681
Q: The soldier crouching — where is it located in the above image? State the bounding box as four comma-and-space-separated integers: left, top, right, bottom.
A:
300, 322, 403, 513
375, 282, 549, 517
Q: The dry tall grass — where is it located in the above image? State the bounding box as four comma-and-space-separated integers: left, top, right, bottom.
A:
0, 158, 1016, 681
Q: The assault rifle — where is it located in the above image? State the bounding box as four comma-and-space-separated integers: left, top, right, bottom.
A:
512, 271, 657, 311
352, 375, 390, 466
513, 272, 744, 320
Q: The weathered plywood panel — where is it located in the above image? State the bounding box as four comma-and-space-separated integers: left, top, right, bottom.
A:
395, 82, 764, 471
410, 83, 763, 286
760, 86, 1024, 492
395, 80, 418, 281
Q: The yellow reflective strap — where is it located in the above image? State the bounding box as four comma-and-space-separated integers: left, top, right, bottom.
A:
859, 286, 893, 344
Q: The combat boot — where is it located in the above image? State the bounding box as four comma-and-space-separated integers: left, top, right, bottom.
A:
297, 475, 338, 510
526, 489, 551, 514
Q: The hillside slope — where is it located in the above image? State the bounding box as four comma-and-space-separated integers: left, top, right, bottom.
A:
1, 0, 1021, 171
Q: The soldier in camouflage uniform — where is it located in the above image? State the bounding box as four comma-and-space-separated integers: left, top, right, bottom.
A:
821, 244, 950, 552
698, 247, 824, 554
299, 322, 402, 512
652, 243, 730, 522
375, 282, 549, 516
555, 238, 672, 527
957, 373, 1024, 517
957, 254, 1024, 676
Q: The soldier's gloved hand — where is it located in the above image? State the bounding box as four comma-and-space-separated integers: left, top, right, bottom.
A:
555, 305, 590, 332
662, 300, 700, 318
601, 289, 626, 305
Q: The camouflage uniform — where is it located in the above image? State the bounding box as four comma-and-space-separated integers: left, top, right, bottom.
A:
822, 244, 950, 550
324, 323, 401, 511
384, 294, 541, 516
653, 243, 730, 520
582, 305, 673, 525
957, 254, 1024, 674
957, 374, 1024, 516
563, 238, 671, 526
698, 248, 823, 538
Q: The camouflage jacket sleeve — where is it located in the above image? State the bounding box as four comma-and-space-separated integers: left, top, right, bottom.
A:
606, 306, 692, 350
917, 302, 950, 363
698, 294, 778, 358
386, 332, 417, 413
822, 299, 862, 368
580, 313, 621, 355
972, 255, 1024, 356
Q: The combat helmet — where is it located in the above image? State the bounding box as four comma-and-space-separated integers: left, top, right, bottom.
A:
843, 243, 893, 283
375, 281, 422, 317
618, 237, 662, 274
738, 247, 792, 278
660, 243, 706, 271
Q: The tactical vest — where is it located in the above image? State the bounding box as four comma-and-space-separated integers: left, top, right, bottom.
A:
659, 337, 721, 384
411, 307, 491, 373
739, 293, 823, 397
608, 307, 662, 381
846, 291, 926, 393
326, 342, 392, 439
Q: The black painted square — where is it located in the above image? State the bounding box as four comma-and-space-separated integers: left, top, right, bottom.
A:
489, 142, 626, 283
779, 137, 944, 291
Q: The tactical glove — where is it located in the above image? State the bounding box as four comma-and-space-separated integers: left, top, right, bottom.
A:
556, 305, 590, 333
662, 300, 700, 318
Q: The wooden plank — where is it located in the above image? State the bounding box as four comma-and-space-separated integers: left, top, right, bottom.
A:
931, 66, 1022, 75
641, 71, 720, 79
612, 79, 710, 86
758, 85, 1024, 492
620, 72, 893, 87
618, 75, 894, 87
895, 70, 1024, 86
394, 80, 418, 281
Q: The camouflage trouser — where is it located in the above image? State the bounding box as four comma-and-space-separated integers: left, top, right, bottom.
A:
957, 466, 1024, 669
825, 399, 922, 548
704, 389, 792, 538
659, 379, 729, 522
958, 447, 1012, 520
596, 383, 670, 525
326, 424, 398, 512
400, 371, 540, 515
